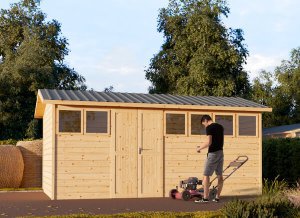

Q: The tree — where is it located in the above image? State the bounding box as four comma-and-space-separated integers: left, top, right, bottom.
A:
251, 71, 293, 127
104, 86, 114, 92
275, 47, 300, 123
145, 0, 250, 97
0, 0, 86, 140
251, 47, 300, 127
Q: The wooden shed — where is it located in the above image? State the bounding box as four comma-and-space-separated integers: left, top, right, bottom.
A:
34, 89, 272, 200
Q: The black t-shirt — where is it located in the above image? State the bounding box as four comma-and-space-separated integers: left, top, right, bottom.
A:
206, 123, 224, 153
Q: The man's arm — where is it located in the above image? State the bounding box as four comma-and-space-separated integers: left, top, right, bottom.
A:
197, 135, 212, 153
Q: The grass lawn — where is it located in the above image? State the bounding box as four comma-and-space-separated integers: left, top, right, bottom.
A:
27, 211, 223, 218
0, 187, 42, 191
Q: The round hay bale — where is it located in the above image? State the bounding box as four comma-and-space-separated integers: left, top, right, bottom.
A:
16, 140, 42, 188
0, 145, 24, 188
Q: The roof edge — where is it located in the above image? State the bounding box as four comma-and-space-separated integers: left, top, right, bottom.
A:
42, 99, 272, 112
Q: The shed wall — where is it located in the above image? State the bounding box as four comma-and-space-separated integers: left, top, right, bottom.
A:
49, 105, 262, 199
164, 136, 261, 196
55, 133, 111, 199
42, 104, 55, 199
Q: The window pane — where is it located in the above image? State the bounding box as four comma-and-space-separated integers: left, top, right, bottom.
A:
59, 110, 81, 133
239, 116, 256, 136
166, 113, 185, 134
215, 115, 233, 135
191, 114, 206, 135
86, 111, 108, 133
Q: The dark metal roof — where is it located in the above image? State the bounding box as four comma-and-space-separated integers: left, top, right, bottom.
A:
263, 123, 300, 135
39, 89, 268, 108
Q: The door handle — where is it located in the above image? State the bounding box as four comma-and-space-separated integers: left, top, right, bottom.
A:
139, 147, 151, 154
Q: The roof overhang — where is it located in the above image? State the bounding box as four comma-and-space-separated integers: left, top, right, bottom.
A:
34, 90, 46, 118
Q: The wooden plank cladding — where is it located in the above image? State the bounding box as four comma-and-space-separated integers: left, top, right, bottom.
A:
42, 104, 55, 199
56, 133, 111, 199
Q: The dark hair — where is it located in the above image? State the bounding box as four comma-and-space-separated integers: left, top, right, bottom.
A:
201, 115, 212, 123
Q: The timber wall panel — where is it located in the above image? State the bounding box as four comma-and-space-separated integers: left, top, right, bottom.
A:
42, 104, 55, 199
164, 136, 261, 197
56, 134, 111, 199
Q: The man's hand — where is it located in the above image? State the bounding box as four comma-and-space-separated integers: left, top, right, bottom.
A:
196, 146, 201, 153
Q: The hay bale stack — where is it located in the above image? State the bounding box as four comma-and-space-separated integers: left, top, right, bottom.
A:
0, 145, 24, 188
17, 140, 42, 188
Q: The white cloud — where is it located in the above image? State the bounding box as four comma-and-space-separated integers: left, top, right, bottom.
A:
95, 47, 142, 76
244, 54, 282, 80
66, 46, 150, 93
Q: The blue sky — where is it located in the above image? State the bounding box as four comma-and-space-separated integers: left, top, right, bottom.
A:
1, 0, 300, 93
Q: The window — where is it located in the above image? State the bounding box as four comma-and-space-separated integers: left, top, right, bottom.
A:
86, 111, 108, 133
238, 116, 257, 136
191, 114, 206, 135
59, 110, 81, 133
215, 115, 233, 135
166, 113, 185, 134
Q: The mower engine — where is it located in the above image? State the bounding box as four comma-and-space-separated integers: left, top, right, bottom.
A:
180, 177, 202, 190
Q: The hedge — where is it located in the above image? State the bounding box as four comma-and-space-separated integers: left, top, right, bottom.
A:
263, 138, 300, 185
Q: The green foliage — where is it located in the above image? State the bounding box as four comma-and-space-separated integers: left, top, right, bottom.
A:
251, 47, 300, 127
145, 0, 250, 97
276, 48, 300, 123
262, 177, 288, 196
221, 199, 249, 218
221, 197, 298, 218
0, 0, 86, 140
0, 187, 42, 191
25, 119, 42, 139
262, 138, 300, 184
0, 139, 18, 145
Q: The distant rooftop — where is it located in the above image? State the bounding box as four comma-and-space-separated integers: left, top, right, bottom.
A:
39, 89, 268, 108
263, 123, 300, 135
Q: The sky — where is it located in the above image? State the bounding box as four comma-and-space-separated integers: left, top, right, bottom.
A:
1, 0, 300, 93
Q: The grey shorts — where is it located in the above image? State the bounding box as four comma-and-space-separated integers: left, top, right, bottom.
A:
203, 150, 224, 176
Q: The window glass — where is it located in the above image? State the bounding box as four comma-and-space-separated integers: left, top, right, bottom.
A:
191, 114, 206, 135
166, 113, 185, 134
215, 115, 233, 135
59, 110, 81, 133
86, 111, 108, 133
239, 116, 256, 136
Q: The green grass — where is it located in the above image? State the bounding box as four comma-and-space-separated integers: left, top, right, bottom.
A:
0, 138, 42, 145
25, 211, 223, 218
0, 187, 42, 191
262, 176, 288, 196
0, 139, 18, 145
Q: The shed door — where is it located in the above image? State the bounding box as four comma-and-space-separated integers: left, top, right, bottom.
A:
138, 110, 164, 197
114, 109, 138, 198
114, 109, 163, 198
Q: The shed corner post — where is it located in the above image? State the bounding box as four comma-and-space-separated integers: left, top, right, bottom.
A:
258, 112, 263, 195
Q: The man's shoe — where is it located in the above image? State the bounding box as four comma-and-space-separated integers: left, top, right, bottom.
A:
212, 198, 220, 203
194, 198, 209, 203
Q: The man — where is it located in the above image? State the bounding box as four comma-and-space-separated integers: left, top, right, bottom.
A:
195, 115, 224, 203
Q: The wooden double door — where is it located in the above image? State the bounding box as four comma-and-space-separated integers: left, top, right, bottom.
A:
113, 109, 164, 198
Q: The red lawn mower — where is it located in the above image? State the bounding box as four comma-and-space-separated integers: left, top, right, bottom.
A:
169, 156, 248, 201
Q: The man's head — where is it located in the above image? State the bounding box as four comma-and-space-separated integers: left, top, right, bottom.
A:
201, 115, 213, 128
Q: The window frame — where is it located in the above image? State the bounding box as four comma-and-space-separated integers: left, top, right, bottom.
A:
164, 111, 187, 136
237, 114, 258, 138
57, 106, 83, 135
213, 113, 235, 137
84, 109, 110, 135
189, 112, 212, 137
